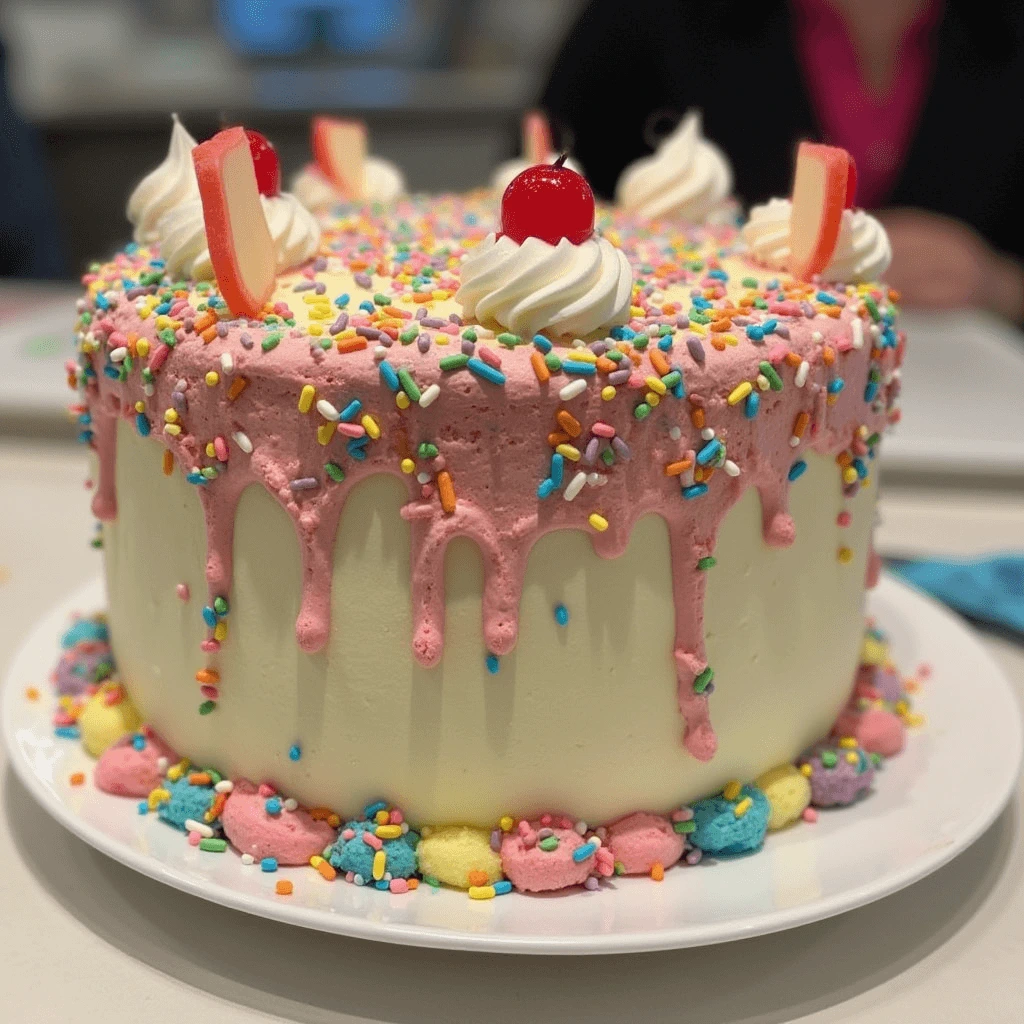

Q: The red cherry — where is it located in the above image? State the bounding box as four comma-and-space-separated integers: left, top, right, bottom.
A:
245, 129, 281, 197
500, 157, 594, 246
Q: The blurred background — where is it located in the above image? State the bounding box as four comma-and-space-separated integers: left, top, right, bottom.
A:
0, 0, 586, 276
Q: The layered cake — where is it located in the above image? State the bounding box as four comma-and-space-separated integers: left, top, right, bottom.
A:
59, 115, 916, 895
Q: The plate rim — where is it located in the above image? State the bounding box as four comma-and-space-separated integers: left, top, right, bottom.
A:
3, 574, 1021, 955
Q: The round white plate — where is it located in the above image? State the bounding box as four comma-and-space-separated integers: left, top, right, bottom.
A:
3, 575, 1021, 954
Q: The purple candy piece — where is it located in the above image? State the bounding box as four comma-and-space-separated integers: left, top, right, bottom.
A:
869, 665, 904, 704
802, 742, 875, 808
53, 642, 113, 696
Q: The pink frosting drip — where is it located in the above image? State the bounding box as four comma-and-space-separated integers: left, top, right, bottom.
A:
81, 253, 901, 763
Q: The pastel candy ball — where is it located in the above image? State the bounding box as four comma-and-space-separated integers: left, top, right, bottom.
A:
78, 686, 142, 757
328, 819, 418, 881
158, 775, 216, 830
691, 784, 770, 855
416, 824, 503, 889
500, 824, 591, 893
605, 812, 685, 875
755, 764, 811, 831
52, 642, 114, 696
833, 706, 905, 758
802, 742, 875, 807
854, 664, 902, 704
61, 616, 109, 648
95, 730, 178, 797
860, 634, 888, 667
221, 779, 337, 866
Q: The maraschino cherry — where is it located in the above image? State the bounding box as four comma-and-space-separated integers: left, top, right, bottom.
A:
500, 155, 594, 246
244, 129, 281, 197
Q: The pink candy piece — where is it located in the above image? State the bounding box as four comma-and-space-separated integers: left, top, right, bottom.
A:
833, 705, 905, 758
220, 778, 337, 865
336, 422, 366, 438
213, 436, 229, 462
591, 422, 615, 438
200, 640, 220, 653
389, 878, 409, 894
593, 847, 615, 877
836, 511, 851, 527
341, 827, 356, 840
188, 831, 201, 846
606, 812, 685, 876
176, 583, 190, 601
478, 347, 501, 369
362, 832, 383, 851
95, 730, 179, 797
258, 783, 277, 797
802, 807, 818, 823
501, 822, 591, 893
389, 809, 404, 825
200, 685, 220, 701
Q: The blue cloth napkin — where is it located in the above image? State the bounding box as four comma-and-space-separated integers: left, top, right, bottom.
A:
887, 554, 1024, 636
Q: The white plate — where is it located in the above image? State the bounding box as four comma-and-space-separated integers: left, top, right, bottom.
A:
2, 575, 1021, 954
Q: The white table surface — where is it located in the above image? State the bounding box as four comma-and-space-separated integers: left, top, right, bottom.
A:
1, 440, 1022, 1024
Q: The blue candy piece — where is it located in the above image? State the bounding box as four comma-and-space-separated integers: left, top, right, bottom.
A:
157, 776, 216, 832
327, 819, 419, 880
60, 616, 109, 649
690, 784, 770, 855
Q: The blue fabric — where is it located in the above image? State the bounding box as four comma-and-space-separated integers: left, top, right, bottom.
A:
887, 555, 1024, 636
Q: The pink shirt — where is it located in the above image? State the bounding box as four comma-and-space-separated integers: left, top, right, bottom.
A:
791, 0, 942, 209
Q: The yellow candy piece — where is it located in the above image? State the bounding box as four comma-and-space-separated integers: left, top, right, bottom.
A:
78, 686, 142, 758
756, 763, 812, 831
416, 824, 503, 890
861, 635, 889, 667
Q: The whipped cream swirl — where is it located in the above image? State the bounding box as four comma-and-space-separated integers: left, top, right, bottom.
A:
126, 114, 201, 243
742, 198, 893, 283
291, 157, 405, 213
616, 111, 733, 222
456, 233, 633, 338
491, 154, 584, 195
157, 193, 321, 282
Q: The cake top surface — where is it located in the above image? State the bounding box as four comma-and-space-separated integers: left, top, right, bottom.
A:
82, 189, 892, 368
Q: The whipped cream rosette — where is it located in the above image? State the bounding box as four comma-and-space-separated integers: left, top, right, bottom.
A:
292, 115, 405, 214
127, 118, 320, 282
616, 110, 733, 223
458, 157, 632, 338
742, 197, 892, 284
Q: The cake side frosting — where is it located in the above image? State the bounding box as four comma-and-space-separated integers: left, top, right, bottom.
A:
73, 192, 903, 768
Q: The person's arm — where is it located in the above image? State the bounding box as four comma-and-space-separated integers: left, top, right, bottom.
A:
878, 209, 1024, 323
541, 0, 657, 200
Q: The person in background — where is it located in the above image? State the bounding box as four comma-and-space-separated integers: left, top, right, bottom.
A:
542, 0, 1024, 322
0, 39, 64, 279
